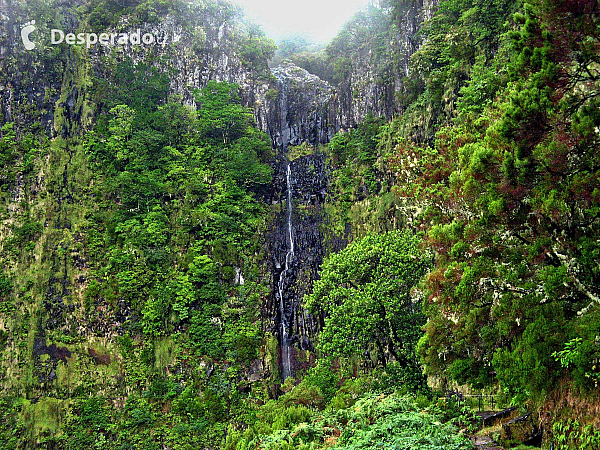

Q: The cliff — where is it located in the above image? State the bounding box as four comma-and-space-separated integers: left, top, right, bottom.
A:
286, 0, 439, 131
0, 0, 439, 445
0, 0, 279, 421
265, 62, 335, 148
0, 0, 274, 135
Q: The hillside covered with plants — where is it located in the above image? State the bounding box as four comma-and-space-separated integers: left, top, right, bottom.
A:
0, 0, 599, 448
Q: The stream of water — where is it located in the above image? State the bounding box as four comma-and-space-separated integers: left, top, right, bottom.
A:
277, 160, 294, 380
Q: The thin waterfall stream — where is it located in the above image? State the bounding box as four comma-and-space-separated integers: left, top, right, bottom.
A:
277, 160, 294, 380
270, 64, 331, 382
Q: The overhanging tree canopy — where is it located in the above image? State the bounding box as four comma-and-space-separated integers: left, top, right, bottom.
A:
305, 230, 431, 366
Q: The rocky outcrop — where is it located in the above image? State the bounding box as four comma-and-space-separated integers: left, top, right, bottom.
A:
261, 64, 335, 376
501, 413, 543, 447
0, 1, 273, 136
265, 62, 335, 149
315, 0, 439, 130
338, 0, 438, 126
1, 1, 438, 144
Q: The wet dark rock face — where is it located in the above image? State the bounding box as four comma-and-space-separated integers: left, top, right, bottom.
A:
264, 62, 336, 149
33, 337, 72, 384
268, 152, 328, 377
262, 59, 336, 379
261, 2, 440, 377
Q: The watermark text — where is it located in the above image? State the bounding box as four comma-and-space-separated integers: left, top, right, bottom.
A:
51, 29, 168, 49
20, 20, 177, 50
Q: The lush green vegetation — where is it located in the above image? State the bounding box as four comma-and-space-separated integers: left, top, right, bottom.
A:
388, 0, 600, 402
0, 68, 274, 447
0, 1, 280, 447
355, 0, 599, 445
225, 390, 475, 449
306, 231, 429, 372
1, 0, 599, 448
306, 0, 600, 446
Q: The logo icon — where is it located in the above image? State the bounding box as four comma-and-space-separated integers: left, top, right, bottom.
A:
21, 20, 36, 50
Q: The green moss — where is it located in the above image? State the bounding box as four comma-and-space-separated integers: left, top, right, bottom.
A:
287, 142, 319, 161
264, 333, 280, 386
19, 397, 66, 441
154, 337, 176, 372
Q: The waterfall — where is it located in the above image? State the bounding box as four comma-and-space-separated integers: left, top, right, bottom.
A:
270, 65, 331, 382
278, 160, 294, 380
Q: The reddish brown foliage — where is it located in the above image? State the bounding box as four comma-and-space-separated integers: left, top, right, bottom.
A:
88, 348, 111, 365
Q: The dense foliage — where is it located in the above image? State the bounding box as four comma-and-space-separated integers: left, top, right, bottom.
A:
0, 0, 280, 447
1, 0, 599, 447
312, 0, 600, 445
225, 375, 473, 450
371, 0, 600, 434
306, 231, 429, 372
0, 73, 273, 448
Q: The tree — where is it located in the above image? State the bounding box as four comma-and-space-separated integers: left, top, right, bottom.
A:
387, 0, 600, 396
305, 230, 430, 366
195, 81, 254, 145
237, 23, 277, 76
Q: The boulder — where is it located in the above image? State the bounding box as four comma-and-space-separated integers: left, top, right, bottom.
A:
501, 413, 543, 447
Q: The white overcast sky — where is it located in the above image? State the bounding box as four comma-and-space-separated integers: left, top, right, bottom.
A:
234, 0, 371, 43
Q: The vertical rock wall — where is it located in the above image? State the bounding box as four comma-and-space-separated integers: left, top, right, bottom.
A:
264, 62, 336, 149
0, 0, 438, 384
269, 152, 328, 378
331, 0, 439, 129
262, 1, 439, 378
